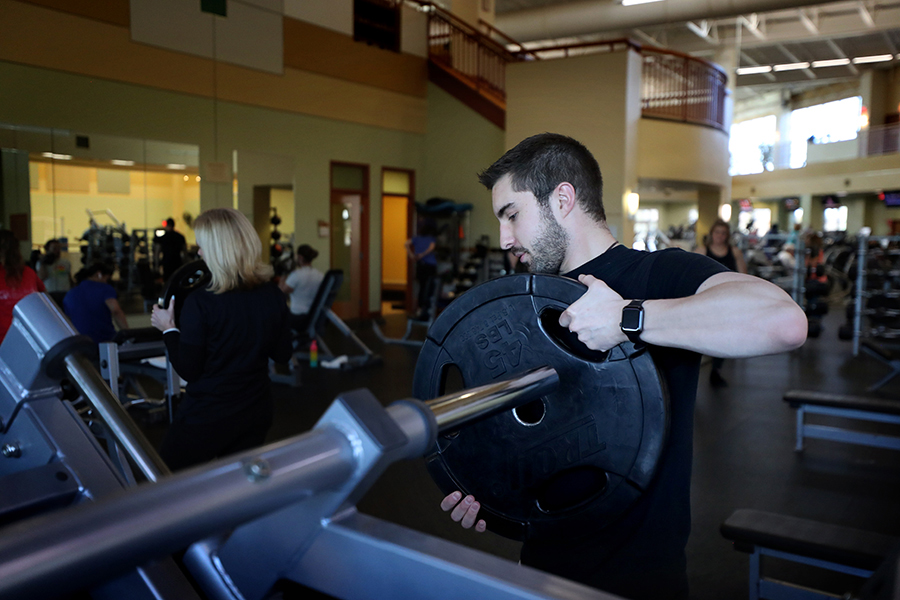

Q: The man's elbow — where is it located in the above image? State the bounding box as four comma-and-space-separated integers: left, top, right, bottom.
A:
775, 305, 808, 351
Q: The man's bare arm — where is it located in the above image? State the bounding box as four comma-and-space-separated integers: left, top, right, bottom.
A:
560, 272, 807, 356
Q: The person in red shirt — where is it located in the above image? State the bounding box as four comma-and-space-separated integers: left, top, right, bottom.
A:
0, 229, 46, 341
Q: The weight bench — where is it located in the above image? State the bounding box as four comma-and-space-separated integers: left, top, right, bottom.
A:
271, 270, 381, 386
721, 509, 899, 600
860, 339, 900, 391
99, 328, 179, 419
784, 390, 900, 452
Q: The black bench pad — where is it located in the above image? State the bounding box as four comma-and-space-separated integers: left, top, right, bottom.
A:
721, 509, 899, 571
783, 390, 900, 416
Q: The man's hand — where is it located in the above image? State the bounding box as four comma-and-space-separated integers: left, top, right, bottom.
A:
440, 491, 487, 533
559, 274, 629, 352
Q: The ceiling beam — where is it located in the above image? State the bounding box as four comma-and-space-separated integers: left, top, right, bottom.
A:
776, 43, 816, 79
740, 51, 777, 81
858, 1, 876, 27
826, 38, 859, 75
741, 13, 767, 40
632, 28, 665, 47
686, 20, 719, 44
798, 8, 818, 34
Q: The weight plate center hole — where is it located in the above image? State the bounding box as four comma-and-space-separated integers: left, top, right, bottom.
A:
513, 398, 546, 426
538, 307, 609, 363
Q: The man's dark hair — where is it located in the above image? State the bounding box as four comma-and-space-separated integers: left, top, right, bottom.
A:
165, 218, 175, 228
478, 133, 605, 222
75, 262, 113, 285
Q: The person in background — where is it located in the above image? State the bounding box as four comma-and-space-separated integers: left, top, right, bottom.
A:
36, 238, 73, 307
777, 243, 797, 272
278, 244, 324, 332
405, 221, 437, 319
155, 217, 187, 283
63, 263, 129, 344
151, 208, 291, 471
693, 218, 748, 387
0, 229, 46, 342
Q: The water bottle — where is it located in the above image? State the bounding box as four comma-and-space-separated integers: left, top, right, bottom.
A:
310, 340, 318, 368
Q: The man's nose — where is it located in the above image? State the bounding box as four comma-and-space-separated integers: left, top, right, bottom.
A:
499, 222, 514, 250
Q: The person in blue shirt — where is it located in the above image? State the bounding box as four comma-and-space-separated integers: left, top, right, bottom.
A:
405, 221, 438, 319
63, 263, 129, 344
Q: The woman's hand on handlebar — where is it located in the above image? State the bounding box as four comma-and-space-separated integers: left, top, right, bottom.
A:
151, 297, 176, 332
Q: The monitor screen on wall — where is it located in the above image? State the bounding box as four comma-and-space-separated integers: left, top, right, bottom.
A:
882, 191, 900, 207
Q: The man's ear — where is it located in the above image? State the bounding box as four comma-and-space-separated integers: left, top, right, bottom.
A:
554, 182, 577, 218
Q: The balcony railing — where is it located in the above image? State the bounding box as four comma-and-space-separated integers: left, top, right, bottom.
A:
641, 47, 727, 130
420, 3, 728, 130
426, 5, 522, 104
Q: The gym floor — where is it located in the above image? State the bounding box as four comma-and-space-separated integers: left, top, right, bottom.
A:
130, 303, 900, 599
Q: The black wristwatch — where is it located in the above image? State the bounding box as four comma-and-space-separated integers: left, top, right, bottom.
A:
620, 299, 646, 345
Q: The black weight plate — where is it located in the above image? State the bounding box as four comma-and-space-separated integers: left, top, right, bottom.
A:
413, 273, 668, 543
157, 260, 211, 327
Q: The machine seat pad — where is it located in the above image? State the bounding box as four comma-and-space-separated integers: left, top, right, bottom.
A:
783, 390, 900, 415
721, 509, 899, 571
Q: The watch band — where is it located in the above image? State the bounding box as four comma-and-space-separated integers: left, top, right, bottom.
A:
620, 299, 646, 345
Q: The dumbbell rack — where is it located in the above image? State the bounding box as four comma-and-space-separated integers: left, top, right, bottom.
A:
847, 234, 900, 356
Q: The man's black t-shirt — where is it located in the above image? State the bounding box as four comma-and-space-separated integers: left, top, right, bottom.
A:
164, 282, 292, 423
519, 245, 726, 600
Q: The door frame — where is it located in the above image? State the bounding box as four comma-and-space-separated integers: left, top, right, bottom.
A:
329, 161, 370, 319
380, 166, 416, 314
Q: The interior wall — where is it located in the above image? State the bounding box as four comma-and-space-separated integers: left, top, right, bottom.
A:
637, 119, 730, 189
506, 50, 641, 242
422, 83, 505, 250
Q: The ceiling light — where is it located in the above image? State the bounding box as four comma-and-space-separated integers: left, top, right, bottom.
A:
811, 58, 851, 68
773, 62, 810, 72
110, 159, 135, 166
622, 0, 664, 6
40, 152, 72, 160
852, 54, 893, 64
735, 65, 772, 75
167, 163, 187, 170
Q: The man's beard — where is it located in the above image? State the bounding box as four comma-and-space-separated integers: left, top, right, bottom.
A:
522, 208, 569, 275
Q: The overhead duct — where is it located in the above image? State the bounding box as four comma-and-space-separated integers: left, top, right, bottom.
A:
495, 0, 844, 43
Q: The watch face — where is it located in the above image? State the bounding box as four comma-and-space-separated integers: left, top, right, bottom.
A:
622, 307, 643, 331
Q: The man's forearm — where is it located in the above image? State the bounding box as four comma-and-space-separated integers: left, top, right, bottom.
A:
640, 275, 807, 357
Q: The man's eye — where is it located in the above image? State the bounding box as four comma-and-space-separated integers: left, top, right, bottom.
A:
509, 213, 517, 222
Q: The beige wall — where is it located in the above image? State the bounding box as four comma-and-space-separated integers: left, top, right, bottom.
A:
422, 83, 505, 250
506, 50, 642, 242
638, 119, 730, 188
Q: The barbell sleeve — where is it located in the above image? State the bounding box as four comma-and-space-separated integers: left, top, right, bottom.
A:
424, 366, 559, 433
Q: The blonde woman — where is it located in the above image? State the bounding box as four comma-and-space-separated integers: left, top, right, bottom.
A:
151, 208, 291, 471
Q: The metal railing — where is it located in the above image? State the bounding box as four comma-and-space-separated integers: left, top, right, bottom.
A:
641, 47, 728, 130
426, 5, 520, 104
421, 3, 728, 130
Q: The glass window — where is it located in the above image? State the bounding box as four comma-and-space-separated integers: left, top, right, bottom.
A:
737, 208, 771, 237
824, 206, 848, 231
632, 208, 660, 251
789, 96, 862, 169
729, 115, 777, 175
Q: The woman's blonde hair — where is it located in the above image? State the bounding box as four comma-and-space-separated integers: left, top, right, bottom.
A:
194, 208, 273, 293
